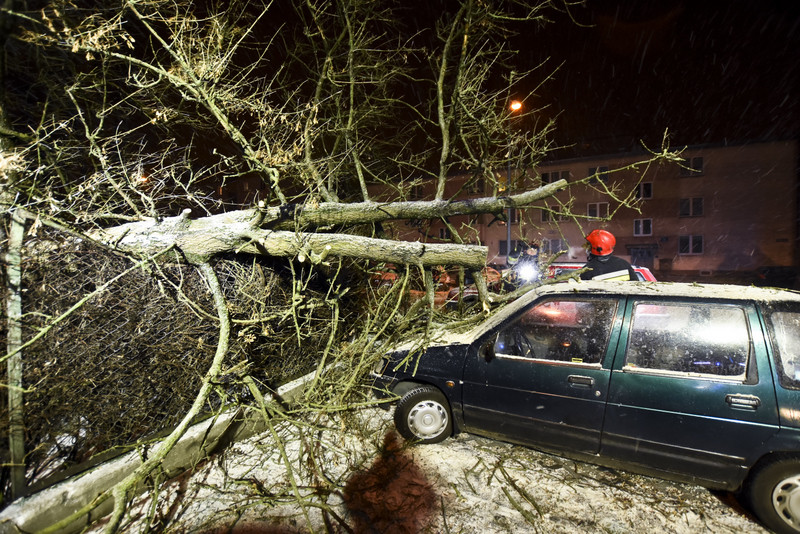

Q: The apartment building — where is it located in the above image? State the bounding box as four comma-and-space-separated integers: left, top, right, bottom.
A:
381, 139, 799, 285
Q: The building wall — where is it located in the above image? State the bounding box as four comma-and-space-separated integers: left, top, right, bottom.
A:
380, 139, 798, 284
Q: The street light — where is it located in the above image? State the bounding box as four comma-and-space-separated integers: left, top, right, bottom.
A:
507, 100, 522, 264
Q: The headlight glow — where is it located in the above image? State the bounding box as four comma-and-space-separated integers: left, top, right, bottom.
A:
518, 263, 539, 282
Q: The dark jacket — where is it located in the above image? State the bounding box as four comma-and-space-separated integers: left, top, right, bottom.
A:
580, 254, 637, 281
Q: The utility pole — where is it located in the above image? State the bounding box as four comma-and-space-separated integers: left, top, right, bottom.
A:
506, 100, 522, 263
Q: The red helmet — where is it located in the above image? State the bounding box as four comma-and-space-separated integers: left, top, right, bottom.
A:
585, 229, 615, 256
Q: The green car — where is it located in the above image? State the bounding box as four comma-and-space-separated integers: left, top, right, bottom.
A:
372, 280, 800, 534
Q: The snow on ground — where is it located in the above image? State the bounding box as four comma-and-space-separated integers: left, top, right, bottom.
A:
100, 407, 768, 534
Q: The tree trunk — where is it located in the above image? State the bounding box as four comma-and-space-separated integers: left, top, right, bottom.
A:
90, 181, 566, 268
260, 179, 567, 230
5, 210, 26, 499
91, 208, 489, 269
1, 1, 27, 494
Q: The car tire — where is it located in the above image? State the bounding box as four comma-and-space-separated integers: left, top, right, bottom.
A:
394, 385, 452, 444
747, 457, 800, 533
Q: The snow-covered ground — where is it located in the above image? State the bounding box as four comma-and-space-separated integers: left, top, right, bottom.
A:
101, 408, 768, 533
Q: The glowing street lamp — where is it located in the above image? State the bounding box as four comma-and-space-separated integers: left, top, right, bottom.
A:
507, 100, 522, 263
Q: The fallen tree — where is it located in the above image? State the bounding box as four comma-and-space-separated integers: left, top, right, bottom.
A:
91, 181, 567, 268
0, 1, 678, 531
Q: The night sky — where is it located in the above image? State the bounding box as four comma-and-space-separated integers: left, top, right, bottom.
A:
519, 0, 799, 156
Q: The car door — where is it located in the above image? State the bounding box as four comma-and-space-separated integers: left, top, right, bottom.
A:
461, 295, 625, 454
601, 297, 780, 488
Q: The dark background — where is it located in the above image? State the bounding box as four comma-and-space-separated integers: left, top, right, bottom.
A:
518, 0, 799, 156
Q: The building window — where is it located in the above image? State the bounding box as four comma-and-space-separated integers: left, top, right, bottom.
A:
508, 207, 521, 224
633, 219, 652, 236
679, 197, 704, 217
587, 202, 609, 219
438, 228, 451, 240
410, 184, 424, 200
635, 182, 653, 199
679, 156, 704, 176
541, 238, 566, 255
679, 235, 704, 255
469, 177, 485, 194
541, 205, 567, 222
541, 170, 569, 185
588, 166, 609, 183
499, 239, 523, 256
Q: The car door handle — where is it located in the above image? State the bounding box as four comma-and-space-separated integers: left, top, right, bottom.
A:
568, 375, 594, 388
725, 394, 761, 410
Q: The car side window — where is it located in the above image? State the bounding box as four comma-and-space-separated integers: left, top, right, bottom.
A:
765, 309, 800, 390
625, 301, 750, 379
494, 298, 618, 364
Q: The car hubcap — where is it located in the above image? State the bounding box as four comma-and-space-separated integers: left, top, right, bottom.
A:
407, 400, 447, 439
773, 474, 800, 530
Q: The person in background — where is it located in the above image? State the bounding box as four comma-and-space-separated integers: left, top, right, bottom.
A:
506, 244, 521, 270
513, 243, 540, 284
580, 230, 636, 281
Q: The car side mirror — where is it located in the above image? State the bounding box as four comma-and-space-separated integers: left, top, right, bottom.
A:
480, 335, 497, 362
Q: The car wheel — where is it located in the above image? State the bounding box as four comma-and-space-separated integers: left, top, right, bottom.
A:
747, 457, 800, 533
393, 385, 452, 444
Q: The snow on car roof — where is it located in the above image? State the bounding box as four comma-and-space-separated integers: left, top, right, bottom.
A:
536, 278, 800, 301
430, 279, 800, 347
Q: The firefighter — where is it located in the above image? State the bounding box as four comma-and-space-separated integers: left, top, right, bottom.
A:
580, 230, 636, 281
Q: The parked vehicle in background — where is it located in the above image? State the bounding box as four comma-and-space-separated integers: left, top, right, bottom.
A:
445, 267, 502, 307
369, 263, 400, 289
547, 262, 657, 282
372, 280, 800, 534
371, 264, 502, 308
633, 266, 656, 281
755, 266, 799, 289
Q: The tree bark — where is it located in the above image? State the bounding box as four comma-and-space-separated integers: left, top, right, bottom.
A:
260, 179, 567, 230
91, 182, 566, 268
1, 1, 27, 494
5, 210, 26, 499
93, 210, 489, 269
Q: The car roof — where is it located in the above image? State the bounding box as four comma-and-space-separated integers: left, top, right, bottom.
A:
534, 279, 800, 301
430, 279, 800, 347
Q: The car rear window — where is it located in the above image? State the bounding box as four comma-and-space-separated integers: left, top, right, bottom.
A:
625, 301, 750, 380
765, 307, 800, 390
